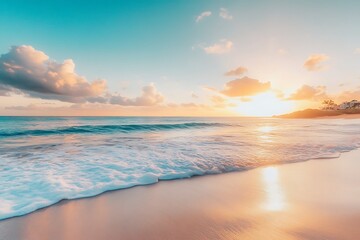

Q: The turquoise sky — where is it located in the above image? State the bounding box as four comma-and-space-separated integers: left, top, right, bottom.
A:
1, 0, 360, 115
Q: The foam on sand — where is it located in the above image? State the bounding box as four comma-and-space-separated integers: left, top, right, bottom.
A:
1, 148, 360, 240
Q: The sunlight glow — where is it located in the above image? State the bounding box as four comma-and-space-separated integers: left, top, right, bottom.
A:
232, 92, 294, 117
257, 126, 275, 142
261, 167, 286, 211
257, 126, 275, 133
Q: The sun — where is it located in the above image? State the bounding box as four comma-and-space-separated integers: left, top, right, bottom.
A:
231, 92, 294, 117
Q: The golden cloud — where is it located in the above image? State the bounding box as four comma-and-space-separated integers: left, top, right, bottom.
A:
288, 85, 327, 100
303, 54, 329, 71
225, 66, 248, 76
220, 77, 271, 97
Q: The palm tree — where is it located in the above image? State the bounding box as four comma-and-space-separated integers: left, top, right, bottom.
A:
321, 99, 336, 110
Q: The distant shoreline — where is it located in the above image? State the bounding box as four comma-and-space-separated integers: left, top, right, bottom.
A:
274, 109, 360, 119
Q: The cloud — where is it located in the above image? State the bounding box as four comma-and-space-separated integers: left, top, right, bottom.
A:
109, 83, 164, 106
287, 86, 360, 103
220, 77, 271, 97
204, 39, 233, 54
288, 85, 327, 100
180, 102, 198, 107
196, 11, 212, 22
211, 95, 227, 108
303, 54, 329, 71
5, 104, 40, 111
219, 8, 233, 20
211, 95, 226, 104
336, 90, 360, 103
4, 101, 235, 117
0, 45, 165, 106
240, 97, 252, 102
0, 45, 106, 102
225, 66, 248, 76
0, 84, 19, 96
272, 89, 285, 99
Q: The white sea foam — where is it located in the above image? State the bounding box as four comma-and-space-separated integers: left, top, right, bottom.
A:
1, 117, 360, 220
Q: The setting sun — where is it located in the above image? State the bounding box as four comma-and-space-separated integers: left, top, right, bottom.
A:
231, 92, 295, 117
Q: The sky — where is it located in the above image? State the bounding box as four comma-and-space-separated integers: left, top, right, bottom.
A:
0, 0, 360, 116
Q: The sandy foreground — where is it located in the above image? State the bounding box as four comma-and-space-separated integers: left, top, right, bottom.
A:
1, 150, 360, 240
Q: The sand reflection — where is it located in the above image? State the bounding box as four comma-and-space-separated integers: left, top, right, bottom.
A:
261, 167, 286, 211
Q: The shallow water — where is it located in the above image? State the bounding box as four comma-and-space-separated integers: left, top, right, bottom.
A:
1, 116, 360, 220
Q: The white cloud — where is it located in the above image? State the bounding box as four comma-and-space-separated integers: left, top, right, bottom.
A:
219, 8, 233, 20
0, 45, 106, 102
203, 39, 233, 54
196, 11, 212, 22
0, 45, 165, 106
110, 83, 164, 106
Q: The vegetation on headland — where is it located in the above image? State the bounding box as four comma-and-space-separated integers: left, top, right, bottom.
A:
274, 109, 360, 118
274, 99, 360, 118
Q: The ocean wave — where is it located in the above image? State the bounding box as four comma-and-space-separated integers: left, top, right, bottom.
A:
1, 117, 360, 220
1, 143, 359, 221
0, 122, 227, 138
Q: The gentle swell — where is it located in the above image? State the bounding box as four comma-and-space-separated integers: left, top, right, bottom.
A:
0, 122, 227, 138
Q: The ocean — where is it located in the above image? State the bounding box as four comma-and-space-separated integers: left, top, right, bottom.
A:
1, 116, 360, 220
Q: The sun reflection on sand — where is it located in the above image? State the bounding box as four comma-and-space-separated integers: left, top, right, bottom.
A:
262, 167, 286, 211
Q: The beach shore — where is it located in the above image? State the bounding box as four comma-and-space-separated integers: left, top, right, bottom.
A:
1, 150, 360, 240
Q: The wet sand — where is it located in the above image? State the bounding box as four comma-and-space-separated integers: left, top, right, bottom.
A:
1, 150, 360, 240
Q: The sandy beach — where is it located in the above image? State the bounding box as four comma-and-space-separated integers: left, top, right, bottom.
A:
0, 149, 359, 240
